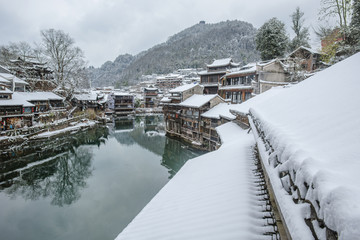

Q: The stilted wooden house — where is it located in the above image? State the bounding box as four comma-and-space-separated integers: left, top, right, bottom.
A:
198, 58, 239, 94
218, 64, 256, 103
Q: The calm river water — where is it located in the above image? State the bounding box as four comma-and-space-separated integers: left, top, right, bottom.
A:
0, 116, 205, 240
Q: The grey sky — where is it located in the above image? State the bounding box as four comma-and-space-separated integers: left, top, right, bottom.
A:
0, 0, 325, 67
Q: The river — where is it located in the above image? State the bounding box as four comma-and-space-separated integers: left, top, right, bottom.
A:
0, 116, 205, 240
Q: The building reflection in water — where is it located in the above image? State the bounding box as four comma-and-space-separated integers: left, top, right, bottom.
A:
0, 127, 109, 206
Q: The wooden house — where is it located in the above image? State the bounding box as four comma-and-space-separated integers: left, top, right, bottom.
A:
112, 92, 135, 116
218, 64, 256, 103
257, 59, 291, 93
144, 87, 158, 108
168, 84, 203, 103
72, 92, 98, 110
17, 92, 64, 113
0, 92, 35, 130
287, 46, 324, 72
200, 103, 235, 151
177, 94, 224, 146
156, 74, 183, 90
198, 58, 239, 94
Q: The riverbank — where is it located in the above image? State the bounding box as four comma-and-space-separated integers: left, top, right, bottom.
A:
0, 117, 99, 149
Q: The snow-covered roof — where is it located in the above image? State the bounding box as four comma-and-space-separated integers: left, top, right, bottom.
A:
113, 92, 133, 97
247, 53, 360, 238
224, 65, 257, 78
0, 92, 35, 107
0, 88, 13, 94
218, 85, 253, 91
198, 70, 227, 76
160, 97, 171, 103
230, 86, 286, 115
179, 94, 218, 108
116, 122, 274, 240
144, 87, 158, 91
0, 75, 10, 83
169, 83, 199, 93
207, 58, 239, 68
16, 92, 64, 101
0, 73, 29, 85
201, 103, 236, 120
288, 45, 320, 57
73, 92, 97, 101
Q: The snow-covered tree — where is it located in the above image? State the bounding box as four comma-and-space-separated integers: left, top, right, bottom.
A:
255, 18, 289, 60
289, 7, 310, 51
349, 0, 360, 49
40, 29, 87, 96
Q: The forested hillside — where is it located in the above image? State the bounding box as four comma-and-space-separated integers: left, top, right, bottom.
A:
89, 20, 259, 87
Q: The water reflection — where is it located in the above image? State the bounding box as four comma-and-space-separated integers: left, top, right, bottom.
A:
0, 117, 206, 240
0, 127, 109, 206
111, 115, 204, 178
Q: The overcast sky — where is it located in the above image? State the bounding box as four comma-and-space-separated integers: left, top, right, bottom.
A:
0, 0, 326, 67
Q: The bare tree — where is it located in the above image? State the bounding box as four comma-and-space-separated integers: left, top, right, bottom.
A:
40, 29, 86, 95
319, 0, 352, 37
8, 41, 34, 61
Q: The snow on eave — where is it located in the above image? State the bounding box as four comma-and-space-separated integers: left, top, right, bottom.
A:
206, 58, 240, 68
248, 52, 360, 238
169, 83, 199, 93
287, 45, 321, 57
201, 102, 236, 120
178, 94, 218, 108
222, 66, 257, 78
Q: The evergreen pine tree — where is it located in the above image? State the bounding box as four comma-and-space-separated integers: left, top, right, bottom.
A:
350, 0, 360, 49
255, 18, 289, 60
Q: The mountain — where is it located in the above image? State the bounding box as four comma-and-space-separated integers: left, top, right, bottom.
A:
88, 20, 260, 87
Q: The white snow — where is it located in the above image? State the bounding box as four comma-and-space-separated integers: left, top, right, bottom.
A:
73, 92, 98, 101
207, 58, 239, 68
247, 53, 360, 239
15, 91, 64, 101
116, 122, 275, 240
31, 121, 96, 139
178, 94, 217, 108
201, 102, 235, 120
169, 83, 198, 93
218, 85, 253, 90
225, 65, 257, 77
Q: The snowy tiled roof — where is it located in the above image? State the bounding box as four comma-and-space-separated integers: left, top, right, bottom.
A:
169, 83, 199, 93
230, 86, 286, 115
74, 92, 97, 101
288, 45, 320, 57
247, 53, 360, 238
218, 85, 253, 91
223, 65, 257, 78
115, 123, 273, 240
160, 97, 171, 103
198, 70, 227, 76
0, 92, 35, 107
16, 92, 64, 101
0, 75, 10, 83
207, 58, 239, 68
201, 103, 236, 120
113, 92, 133, 97
0, 88, 13, 94
0, 73, 29, 85
179, 94, 217, 108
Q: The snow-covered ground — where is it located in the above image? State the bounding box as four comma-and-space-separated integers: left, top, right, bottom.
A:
247, 53, 360, 239
115, 122, 277, 240
31, 121, 96, 139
